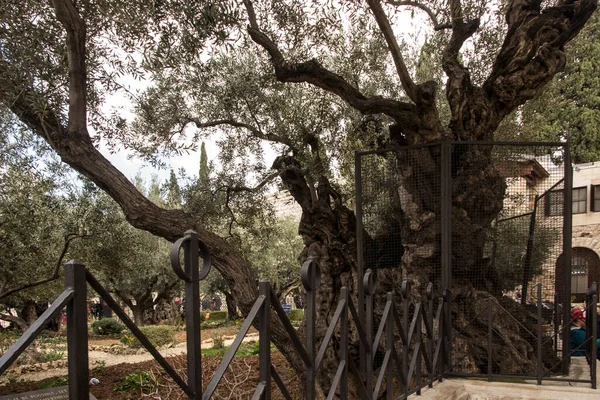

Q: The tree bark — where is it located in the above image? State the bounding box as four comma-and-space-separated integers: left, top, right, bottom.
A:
0, 313, 28, 331
223, 291, 238, 321
132, 306, 145, 327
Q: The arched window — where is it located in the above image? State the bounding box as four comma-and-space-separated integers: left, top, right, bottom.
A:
571, 255, 588, 295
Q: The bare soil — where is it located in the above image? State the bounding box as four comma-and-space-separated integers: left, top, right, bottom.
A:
0, 352, 301, 399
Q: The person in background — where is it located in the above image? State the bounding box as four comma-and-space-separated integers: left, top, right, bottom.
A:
596, 304, 600, 339
571, 309, 600, 357
570, 309, 587, 356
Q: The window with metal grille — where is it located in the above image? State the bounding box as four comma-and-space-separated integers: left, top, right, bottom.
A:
545, 190, 563, 216
571, 255, 588, 294
573, 187, 587, 214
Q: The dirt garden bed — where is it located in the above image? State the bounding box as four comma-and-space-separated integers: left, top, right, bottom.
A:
0, 352, 301, 399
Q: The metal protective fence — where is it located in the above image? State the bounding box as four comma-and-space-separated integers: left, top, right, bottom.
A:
356, 141, 581, 382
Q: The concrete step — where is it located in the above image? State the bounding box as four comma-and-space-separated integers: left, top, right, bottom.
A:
411, 359, 599, 400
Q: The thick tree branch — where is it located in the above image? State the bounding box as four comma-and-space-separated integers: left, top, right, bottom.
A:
152, 281, 179, 306
442, 0, 482, 139
367, 0, 418, 101
184, 117, 297, 151
0, 314, 28, 331
243, 1, 416, 125
113, 287, 135, 310
0, 233, 87, 301
387, 0, 453, 30
272, 156, 313, 211
0, 46, 261, 339
221, 171, 280, 194
51, 0, 87, 135
484, 0, 597, 117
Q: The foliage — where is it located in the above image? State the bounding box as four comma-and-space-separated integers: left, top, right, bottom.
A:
520, 12, 600, 163
115, 370, 156, 393
0, 330, 18, 354
79, 179, 182, 326
485, 218, 560, 294
40, 376, 68, 389
287, 309, 304, 322
40, 348, 66, 363
120, 325, 177, 348
211, 330, 225, 349
91, 318, 125, 336
208, 311, 228, 321
0, 119, 86, 320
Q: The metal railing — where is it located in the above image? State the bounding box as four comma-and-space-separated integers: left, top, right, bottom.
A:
447, 282, 598, 388
0, 230, 450, 399
3, 230, 593, 398
354, 271, 450, 399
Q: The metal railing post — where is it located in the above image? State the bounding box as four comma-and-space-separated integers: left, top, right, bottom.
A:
184, 231, 202, 399
170, 230, 212, 399
416, 295, 423, 395
441, 140, 453, 371
563, 143, 573, 375
365, 270, 375, 399
258, 281, 271, 399
340, 287, 349, 400
537, 284, 543, 385
427, 284, 434, 387
402, 280, 410, 398
442, 289, 452, 376
65, 260, 89, 400
302, 259, 320, 400
590, 282, 597, 389
355, 151, 366, 379
487, 298, 493, 382
386, 292, 394, 399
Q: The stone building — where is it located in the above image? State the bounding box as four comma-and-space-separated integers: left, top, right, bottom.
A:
561, 161, 600, 302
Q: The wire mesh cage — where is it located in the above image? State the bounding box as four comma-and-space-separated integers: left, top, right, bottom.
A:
356, 141, 572, 381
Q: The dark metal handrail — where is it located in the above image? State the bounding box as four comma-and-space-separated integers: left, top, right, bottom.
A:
0, 232, 453, 399
0, 288, 73, 375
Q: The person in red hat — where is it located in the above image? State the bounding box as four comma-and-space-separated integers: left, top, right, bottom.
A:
570, 309, 587, 356
570, 309, 600, 358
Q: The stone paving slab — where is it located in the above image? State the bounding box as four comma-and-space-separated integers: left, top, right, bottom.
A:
411, 359, 600, 400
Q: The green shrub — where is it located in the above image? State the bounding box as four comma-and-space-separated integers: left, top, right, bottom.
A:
201, 320, 225, 329
41, 349, 65, 362
207, 311, 227, 320
0, 330, 18, 353
287, 309, 304, 322
40, 376, 68, 389
120, 325, 176, 348
115, 370, 155, 393
212, 331, 225, 349
91, 318, 125, 336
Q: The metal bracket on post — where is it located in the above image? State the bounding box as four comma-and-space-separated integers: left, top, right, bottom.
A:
170, 230, 211, 399
65, 260, 89, 400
